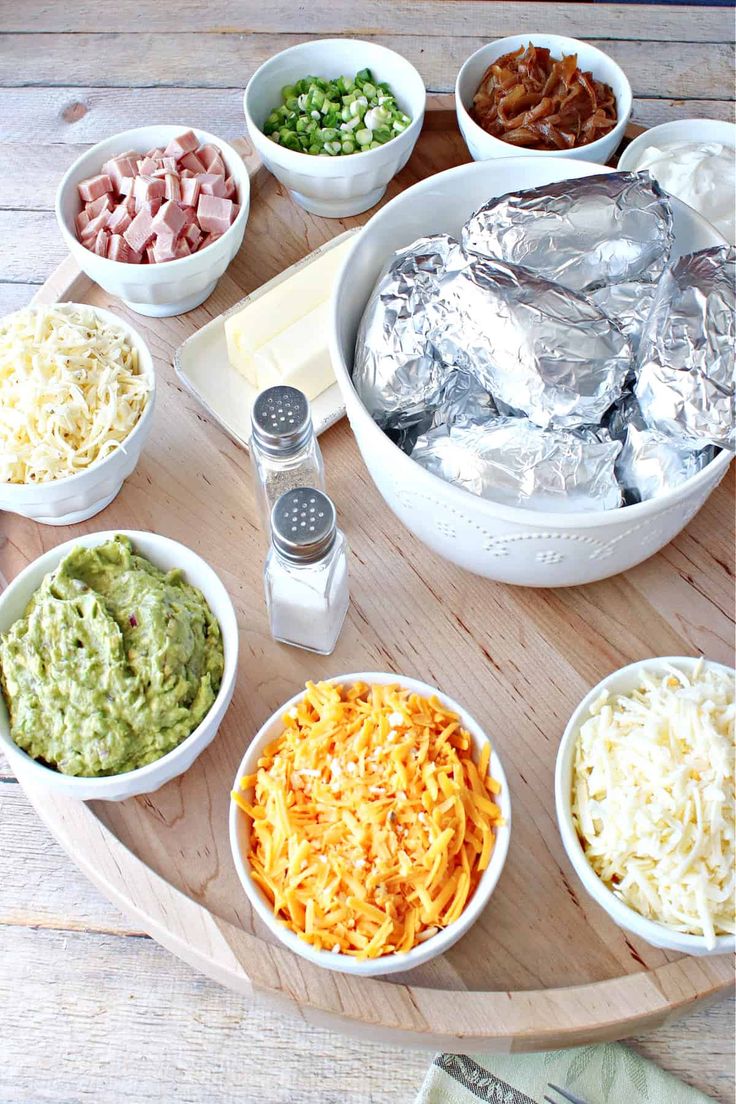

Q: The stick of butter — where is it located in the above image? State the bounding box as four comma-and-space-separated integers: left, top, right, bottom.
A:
224, 235, 354, 401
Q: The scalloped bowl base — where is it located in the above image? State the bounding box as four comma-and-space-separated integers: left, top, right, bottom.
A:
290, 185, 387, 218
123, 279, 218, 318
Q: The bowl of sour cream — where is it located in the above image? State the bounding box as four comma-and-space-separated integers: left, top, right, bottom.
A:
618, 118, 736, 244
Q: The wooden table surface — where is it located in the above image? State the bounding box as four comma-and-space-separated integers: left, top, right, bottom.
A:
0, 4, 734, 1102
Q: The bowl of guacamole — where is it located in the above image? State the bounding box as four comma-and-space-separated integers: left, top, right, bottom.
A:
0, 532, 239, 800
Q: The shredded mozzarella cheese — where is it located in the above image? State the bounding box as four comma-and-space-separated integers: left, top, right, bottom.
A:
0, 305, 150, 484
572, 660, 735, 947
232, 680, 504, 958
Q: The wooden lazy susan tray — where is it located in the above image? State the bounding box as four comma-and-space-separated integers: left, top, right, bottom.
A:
6, 97, 734, 1051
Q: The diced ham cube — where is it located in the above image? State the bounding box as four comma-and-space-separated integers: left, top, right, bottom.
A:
106, 204, 132, 234
197, 145, 221, 170
178, 150, 206, 175
197, 173, 228, 198
223, 176, 237, 199
197, 232, 222, 252
118, 176, 135, 196
124, 206, 156, 252
161, 157, 178, 172
93, 229, 110, 257
208, 153, 227, 177
146, 147, 165, 159
179, 176, 200, 207
151, 199, 187, 238
197, 194, 233, 234
152, 236, 178, 263
146, 245, 157, 264
164, 173, 181, 202
80, 208, 110, 242
85, 193, 113, 218
174, 238, 191, 259
183, 223, 202, 249
123, 194, 137, 215
230, 203, 240, 223
108, 234, 142, 264
75, 209, 90, 236
102, 155, 138, 189
180, 168, 194, 178
78, 174, 113, 202
133, 175, 166, 207
164, 130, 200, 158
136, 156, 160, 175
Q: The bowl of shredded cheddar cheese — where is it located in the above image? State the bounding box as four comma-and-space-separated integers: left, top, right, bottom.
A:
556, 656, 735, 956
229, 673, 511, 975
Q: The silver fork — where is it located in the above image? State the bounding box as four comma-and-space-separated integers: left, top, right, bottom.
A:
544, 1084, 591, 1104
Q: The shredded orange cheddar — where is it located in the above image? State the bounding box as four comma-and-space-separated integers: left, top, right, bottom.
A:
232, 681, 504, 959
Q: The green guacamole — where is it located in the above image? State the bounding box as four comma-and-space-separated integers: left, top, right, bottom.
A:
0, 536, 225, 777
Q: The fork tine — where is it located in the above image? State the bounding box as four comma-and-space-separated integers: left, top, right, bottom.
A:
547, 1083, 590, 1104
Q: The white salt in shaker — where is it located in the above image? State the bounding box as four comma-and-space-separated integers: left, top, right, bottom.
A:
264, 487, 349, 655
250, 386, 326, 534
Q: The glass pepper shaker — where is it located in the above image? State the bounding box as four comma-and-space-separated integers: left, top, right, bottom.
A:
250, 386, 326, 534
264, 487, 349, 656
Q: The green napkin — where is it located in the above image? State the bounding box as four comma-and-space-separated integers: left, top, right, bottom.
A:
416, 1044, 714, 1104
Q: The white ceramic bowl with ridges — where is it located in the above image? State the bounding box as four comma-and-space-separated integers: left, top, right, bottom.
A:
330, 156, 731, 587
455, 34, 632, 165
555, 656, 736, 956
230, 672, 511, 976
0, 530, 239, 801
244, 39, 425, 218
56, 126, 250, 317
0, 303, 155, 525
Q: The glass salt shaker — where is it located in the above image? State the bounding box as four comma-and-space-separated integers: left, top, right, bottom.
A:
264, 487, 349, 656
250, 386, 326, 534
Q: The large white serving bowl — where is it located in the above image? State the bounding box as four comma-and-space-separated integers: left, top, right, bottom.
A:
56, 126, 250, 317
0, 530, 239, 801
330, 156, 732, 587
0, 303, 155, 525
455, 34, 632, 165
244, 39, 426, 218
555, 656, 736, 956
230, 671, 511, 976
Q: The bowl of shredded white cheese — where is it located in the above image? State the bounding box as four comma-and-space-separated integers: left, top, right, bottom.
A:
555, 656, 735, 955
0, 303, 155, 524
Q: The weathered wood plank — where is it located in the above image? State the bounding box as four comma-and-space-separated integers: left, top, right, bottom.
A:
1, 1, 733, 42
0, 90, 732, 162
0, 282, 37, 312
0, 35, 732, 99
0, 920, 733, 1103
0, 210, 66, 283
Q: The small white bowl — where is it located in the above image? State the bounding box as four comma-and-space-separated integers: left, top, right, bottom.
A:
56, 126, 251, 317
618, 118, 736, 243
244, 39, 426, 218
555, 656, 736, 956
0, 530, 239, 801
230, 671, 511, 975
456, 34, 632, 165
0, 303, 155, 525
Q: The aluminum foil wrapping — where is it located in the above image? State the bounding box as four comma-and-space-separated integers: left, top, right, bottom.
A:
606, 391, 715, 502
635, 245, 736, 450
352, 234, 460, 424
411, 419, 622, 512
462, 171, 674, 293
427, 257, 632, 428
590, 281, 657, 353
386, 370, 498, 454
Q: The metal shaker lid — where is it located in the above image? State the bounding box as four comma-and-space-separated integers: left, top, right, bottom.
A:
271, 487, 337, 564
251, 386, 313, 456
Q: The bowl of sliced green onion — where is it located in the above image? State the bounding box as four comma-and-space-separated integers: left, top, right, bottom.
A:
244, 39, 426, 218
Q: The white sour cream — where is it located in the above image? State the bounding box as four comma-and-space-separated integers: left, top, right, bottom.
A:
635, 140, 735, 244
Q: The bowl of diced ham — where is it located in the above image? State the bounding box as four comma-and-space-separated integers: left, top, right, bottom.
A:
56, 126, 250, 317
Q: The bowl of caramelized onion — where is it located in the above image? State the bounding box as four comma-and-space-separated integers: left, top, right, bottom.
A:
456, 34, 632, 164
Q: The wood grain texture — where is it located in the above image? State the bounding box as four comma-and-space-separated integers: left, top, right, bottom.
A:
1, 1, 733, 40
1, 35, 732, 98
2, 114, 734, 1052
1, 783, 734, 1103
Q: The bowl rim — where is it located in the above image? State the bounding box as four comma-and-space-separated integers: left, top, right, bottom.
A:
243, 37, 426, 171
229, 670, 512, 976
455, 33, 633, 158
0, 529, 239, 793
554, 655, 736, 954
55, 124, 251, 274
329, 153, 732, 531
0, 302, 156, 494
617, 117, 736, 173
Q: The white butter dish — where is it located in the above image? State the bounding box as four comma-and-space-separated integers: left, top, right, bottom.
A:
174, 229, 359, 452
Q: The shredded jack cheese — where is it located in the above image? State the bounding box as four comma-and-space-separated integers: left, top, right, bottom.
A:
232, 680, 504, 958
572, 660, 735, 947
0, 305, 150, 484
